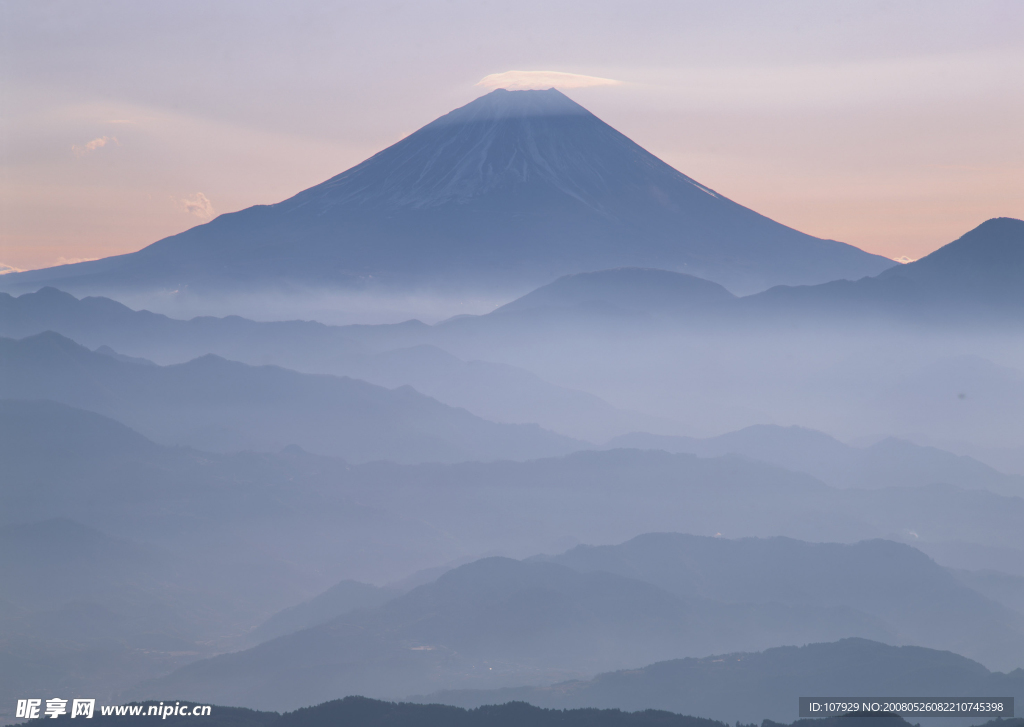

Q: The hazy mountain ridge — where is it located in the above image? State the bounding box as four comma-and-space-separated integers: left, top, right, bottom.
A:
339, 343, 684, 441
5, 400, 1024, 711
740, 218, 1024, 323
490, 268, 737, 319
4, 216, 1016, 340
7, 221, 1024, 452
128, 557, 894, 711
444, 218, 1024, 329
607, 425, 1024, 496
0, 288, 679, 441
132, 535, 1024, 710
8, 399, 1024, 581
951, 569, 1024, 616
0, 331, 585, 463
250, 581, 400, 645
0, 400, 474, 622
423, 638, 1024, 725
5, 399, 1024, 589
538, 533, 1024, 663
0, 286, 424, 366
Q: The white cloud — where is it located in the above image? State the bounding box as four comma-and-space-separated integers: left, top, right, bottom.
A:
0, 263, 24, 275
180, 192, 215, 219
893, 255, 917, 264
477, 70, 622, 91
72, 135, 118, 157
55, 256, 99, 266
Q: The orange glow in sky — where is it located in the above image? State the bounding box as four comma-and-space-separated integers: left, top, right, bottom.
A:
2, 1, 1022, 273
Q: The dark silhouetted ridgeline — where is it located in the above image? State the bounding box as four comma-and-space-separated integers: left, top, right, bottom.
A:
8, 697, 723, 726
14, 697, 1024, 727
278, 697, 725, 727
766, 718, 1021, 727
8, 702, 276, 727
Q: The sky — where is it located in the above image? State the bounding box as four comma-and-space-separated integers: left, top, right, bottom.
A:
1, 0, 1023, 274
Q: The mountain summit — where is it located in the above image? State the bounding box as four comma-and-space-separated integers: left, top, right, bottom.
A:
3, 89, 894, 298
742, 217, 1024, 322
876, 217, 1024, 296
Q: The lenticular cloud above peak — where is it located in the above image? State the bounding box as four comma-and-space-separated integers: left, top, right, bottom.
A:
477, 70, 623, 90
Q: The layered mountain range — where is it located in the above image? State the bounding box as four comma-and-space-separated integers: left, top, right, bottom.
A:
131, 541, 1024, 711
4, 83, 1024, 727
5, 385, 1024, 715
3, 215, 1022, 452
0, 332, 581, 462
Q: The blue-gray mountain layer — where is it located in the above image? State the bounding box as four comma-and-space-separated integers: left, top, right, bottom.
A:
426, 638, 1024, 725
0, 332, 582, 463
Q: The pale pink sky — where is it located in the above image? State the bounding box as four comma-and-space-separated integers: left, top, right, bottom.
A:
2, 0, 1023, 274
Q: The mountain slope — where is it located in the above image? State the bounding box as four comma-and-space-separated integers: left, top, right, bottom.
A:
541, 533, 1024, 666
0, 519, 249, 711
6, 399, 1024, 590
6, 398, 1024, 699
0, 89, 893, 298
0, 287, 680, 441
876, 217, 1024, 299
607, 425, 1024, 496
425, 638, 1024, 724
743, 218, 1024, 323
342, 344, 682, 441
0, 399, 466, 613
132, 557, 892, 711
0, 398, 162, 472
251, 581, 400, 644
0, 331, 584, 463
0, 286, 422, 362
490, 268, 736, 319
130, 538, 1024, 710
